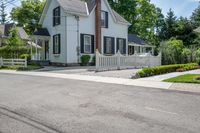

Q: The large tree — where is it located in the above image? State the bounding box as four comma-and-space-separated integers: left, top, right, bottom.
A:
191, 2, 200, 28
10, 0, 45, 35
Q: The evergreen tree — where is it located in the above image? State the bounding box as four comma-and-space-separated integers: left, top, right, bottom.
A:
191, 2, 200, 28
0, 1, 7, 24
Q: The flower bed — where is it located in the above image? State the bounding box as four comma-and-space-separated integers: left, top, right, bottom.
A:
136, 63, 199, 78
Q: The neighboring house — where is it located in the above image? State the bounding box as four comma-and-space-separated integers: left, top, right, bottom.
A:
0, 23, 29, 47
194, 27, 200, 33
128, 34, 155, 55
32, 0, 130, 65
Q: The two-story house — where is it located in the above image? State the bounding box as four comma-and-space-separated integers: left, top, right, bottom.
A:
32, 0, 130, 65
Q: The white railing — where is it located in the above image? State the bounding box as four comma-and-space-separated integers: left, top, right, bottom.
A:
31, 53, 41, 61
0, 57, 27, 68
96, 51, 161, 71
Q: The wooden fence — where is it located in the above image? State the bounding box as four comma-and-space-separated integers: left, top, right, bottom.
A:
0, 57, 27, 68
96, 51, 161, 71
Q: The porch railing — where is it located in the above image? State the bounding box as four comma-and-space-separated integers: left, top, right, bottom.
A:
96, 50, 161, 71
0, 57, 27, 68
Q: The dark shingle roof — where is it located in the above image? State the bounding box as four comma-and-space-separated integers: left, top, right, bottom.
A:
128, 34, 147, 45
33, 28, 50, 36
56, 0, 130, 25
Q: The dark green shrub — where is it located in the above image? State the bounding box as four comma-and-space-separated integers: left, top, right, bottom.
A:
136, 63, 198, 78
196, 58, 200, 66
80, 55, 91, 66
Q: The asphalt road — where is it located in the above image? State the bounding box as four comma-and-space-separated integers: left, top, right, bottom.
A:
0, 73, 200, 133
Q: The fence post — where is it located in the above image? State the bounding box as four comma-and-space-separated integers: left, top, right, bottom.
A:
117, 50, 120, 70
12, 59, 14, 66
95, 50, 100, 72
25, 57, 27, 68
0, 57, 2, 66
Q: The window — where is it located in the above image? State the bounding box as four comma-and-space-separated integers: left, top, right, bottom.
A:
80, 34, 94, 54
84, 35, 92, 53
117, 38, 126, 54
101, 11, 108, 28
53, 7, 60, 26
53, 34, 60, 54
104, 37, 114, 54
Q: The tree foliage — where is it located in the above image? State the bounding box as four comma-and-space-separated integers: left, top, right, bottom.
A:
10, 0, 45, 35
0, 2, 7, 24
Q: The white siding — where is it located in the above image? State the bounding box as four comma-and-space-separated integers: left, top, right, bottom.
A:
101, 0, 128, 55
42, 0, 129, 64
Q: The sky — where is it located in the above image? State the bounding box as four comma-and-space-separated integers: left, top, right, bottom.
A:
5, 0, 200, 19
150, 0, 199, 18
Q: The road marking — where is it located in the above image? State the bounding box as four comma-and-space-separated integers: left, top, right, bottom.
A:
145, 107, 178, 115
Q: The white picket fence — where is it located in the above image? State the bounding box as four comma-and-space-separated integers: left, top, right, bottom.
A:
0, 57, 27, 68
96, 51, 161, 71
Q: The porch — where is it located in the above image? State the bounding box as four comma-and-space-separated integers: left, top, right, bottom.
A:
30, 28, 50, 62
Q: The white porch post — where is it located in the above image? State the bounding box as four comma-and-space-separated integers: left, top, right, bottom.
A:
152, 47, 154, 55
35, 39, 38, 60
30, 40, 33, 59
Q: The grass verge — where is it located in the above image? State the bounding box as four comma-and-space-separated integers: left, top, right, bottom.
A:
0, 64, 43, 71
163, 74, 200, 84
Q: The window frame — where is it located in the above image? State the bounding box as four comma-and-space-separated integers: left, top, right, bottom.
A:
104, 36, 115, 55
117, 38, 126, 54
53, 6, 61, 26
84, 35, 92, 54
101, 11, 108, 28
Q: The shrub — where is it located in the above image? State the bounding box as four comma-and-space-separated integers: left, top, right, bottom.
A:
196, 58, 200, 66
136, 63, 198, 78
80, 55, 91, 66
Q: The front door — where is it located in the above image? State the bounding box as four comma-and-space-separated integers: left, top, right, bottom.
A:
45, 41, 49, 60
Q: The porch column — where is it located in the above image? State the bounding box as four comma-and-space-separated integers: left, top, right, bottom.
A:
152, 47, 154, 55
35, 39, 38, 60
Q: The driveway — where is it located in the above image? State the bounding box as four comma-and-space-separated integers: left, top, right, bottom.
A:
0, 73, 200, 133
37, 66, 140, 79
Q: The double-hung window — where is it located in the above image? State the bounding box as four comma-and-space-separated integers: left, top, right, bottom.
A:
117, 38, 126, 54
104, 37, 114, 54
101, 11, 108, 28
53, 34, 60, 54
84, 35, 92, 53
53, 7, 60, 26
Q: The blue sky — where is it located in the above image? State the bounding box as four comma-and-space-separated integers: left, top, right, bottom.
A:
6, 0, 200, 19
150, 0, 199, 18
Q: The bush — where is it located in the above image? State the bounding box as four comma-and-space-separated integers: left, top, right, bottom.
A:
80, 55, 91, 66
196, 58, 200, 65
136, 63, 198, 78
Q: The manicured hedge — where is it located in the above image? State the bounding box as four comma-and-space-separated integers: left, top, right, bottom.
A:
136, 63, 199, 78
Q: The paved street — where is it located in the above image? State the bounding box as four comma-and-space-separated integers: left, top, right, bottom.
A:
0, 73, 200, 133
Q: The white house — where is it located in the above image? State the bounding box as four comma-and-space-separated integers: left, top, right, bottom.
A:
32, 0, 130, 65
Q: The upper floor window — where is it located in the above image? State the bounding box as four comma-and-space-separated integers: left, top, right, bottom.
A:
101, 11, 108, 28
53, 7, 61, 26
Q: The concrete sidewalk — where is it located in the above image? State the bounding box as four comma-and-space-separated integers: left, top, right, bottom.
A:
1, 70, 200, 93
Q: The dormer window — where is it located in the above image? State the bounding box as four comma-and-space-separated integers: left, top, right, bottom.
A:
101, 11, 108, 28
53, 7, 61, 26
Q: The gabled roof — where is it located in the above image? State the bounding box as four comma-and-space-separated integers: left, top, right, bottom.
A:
39, 0, 130, 25
128, 34, 147, 45
0, 23, 28, 40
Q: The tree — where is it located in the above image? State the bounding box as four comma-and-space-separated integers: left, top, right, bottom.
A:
0, 1, 7, 24
191, 2, 200, 28
10, 0, 45, 35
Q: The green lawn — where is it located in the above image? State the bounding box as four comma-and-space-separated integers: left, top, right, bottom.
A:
164, 74, 200, 84
0, 65, 42, 71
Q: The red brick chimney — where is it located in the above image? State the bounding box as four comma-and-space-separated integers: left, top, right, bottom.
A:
95, 0, 101, 53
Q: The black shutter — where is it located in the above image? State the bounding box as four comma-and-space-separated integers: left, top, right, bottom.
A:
116, 38, 119, 52
105, 12, 108, 28
104, 37, 106, 54
53, 9, 55, 26
58, 34, 61, 54
53, 35, 55, 54
91, 35, 95, 54
123, 39, 126, 54
111, 37, 115, 54
58, 7, 61, 25
80, 34, 84, 53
